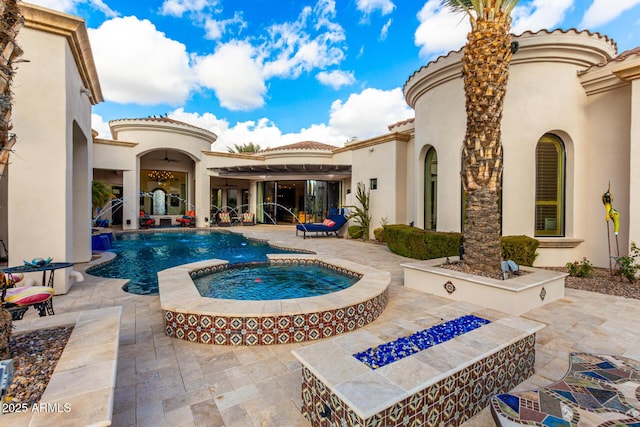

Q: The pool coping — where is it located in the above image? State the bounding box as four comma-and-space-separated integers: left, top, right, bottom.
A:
159, 254, 391, 345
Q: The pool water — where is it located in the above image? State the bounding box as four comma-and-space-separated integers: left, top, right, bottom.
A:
193, 263, 359, 300
87, 231, 294, 295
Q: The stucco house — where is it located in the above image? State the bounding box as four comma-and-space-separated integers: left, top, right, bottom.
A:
2, 3, 640, 295
403, 29, 640, 268
0, 3, 102, 293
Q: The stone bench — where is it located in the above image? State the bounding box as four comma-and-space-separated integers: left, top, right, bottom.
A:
2, 306, 121, 426
491, 352, 640, 426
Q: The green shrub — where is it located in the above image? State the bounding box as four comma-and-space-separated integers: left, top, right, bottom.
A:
348, 225, 363, 239
346, 182, 371, 240
385, 227, 539, 265
500, 235, 539, 267
373, 227, 385, 243
566, 257, 594, 277
614, 242, 640, 283
384, 224, 462, 260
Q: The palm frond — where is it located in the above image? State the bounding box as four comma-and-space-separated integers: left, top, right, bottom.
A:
442, 0, 520, 20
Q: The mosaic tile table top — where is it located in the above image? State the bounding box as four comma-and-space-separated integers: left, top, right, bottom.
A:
491, 352, 640, 427
159, 254, 391, 345
292, 300, 545, 421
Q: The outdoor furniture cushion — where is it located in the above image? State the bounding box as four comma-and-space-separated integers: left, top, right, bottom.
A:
218, 212, 232, 226
5, 286, 54, 306
296, 208, 348, 238
322, 219, 336, 227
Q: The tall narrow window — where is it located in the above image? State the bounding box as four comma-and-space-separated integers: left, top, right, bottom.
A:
535, 134, 565, 236
424, 147, 437, 230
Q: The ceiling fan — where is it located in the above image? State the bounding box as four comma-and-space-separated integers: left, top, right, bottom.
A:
158, 149, 178, 163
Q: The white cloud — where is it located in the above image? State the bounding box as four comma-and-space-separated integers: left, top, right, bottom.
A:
316, 70, 356, 89
203, 12, 246, 40
162, 87, 413, 151
208, 118, 347, 151
415, 0, 576, 59
511, 0, 574, 35
414, 0, 469, 58
91, 113, 113, 138
167, 109, 347, 151
580, 0, 640, 28
380, 18, 392, 40
329, 88, 413, 139
356, 0, 396, 16
166, 108, 228, 136
194, 41, 266, 111
88, 0, 119, 18
88, 17, 195, 105
159, 0, 218, 17
261, 0, 346, 79
28, 0, 118, 17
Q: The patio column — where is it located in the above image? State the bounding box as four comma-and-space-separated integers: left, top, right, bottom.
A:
614, 63, 640, 250
122, 168, 139, 230
194, 160, 210, 227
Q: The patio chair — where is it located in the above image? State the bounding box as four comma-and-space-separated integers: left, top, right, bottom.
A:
296, 208, 348, 239
218, 211, 232, 227
139, 211, 155, 228
1, 272, 55, 320
241, 212, 255, 226
176, 210, 196, 227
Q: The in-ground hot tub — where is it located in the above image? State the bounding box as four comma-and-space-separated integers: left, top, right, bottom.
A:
159, 254, 391, 345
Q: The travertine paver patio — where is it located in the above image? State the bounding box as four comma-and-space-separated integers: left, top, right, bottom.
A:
13, 225, 640, 426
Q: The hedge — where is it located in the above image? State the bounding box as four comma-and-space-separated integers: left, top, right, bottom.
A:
348, 225, 363, 239
500, 235, 539, 267
385, 225, 539, 266
384, 225, 462, 260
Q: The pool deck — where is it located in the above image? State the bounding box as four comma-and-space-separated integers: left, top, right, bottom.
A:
12, 225, 640, 426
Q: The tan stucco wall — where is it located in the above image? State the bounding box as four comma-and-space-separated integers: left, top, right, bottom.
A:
102, 120, 215, 228
404, 30, 634, 268
9, 15, 96, 292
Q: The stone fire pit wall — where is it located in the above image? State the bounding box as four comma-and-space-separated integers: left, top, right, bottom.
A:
293, 303, 545, 426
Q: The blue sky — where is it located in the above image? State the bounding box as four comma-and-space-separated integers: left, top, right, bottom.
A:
28, 0, 640, 150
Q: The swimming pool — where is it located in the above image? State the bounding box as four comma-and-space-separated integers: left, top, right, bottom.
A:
160, 255, 391, 345
193, 262, 359, 300
87, 230, 296, 295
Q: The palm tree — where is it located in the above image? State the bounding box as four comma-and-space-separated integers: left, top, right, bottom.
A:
92, 180, 113, 216
0, 0, 24, 360
444, 0, 520, 274
227, 142, 262, 153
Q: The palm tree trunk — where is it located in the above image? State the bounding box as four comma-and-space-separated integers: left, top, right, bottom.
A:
0, 0, 24, 358
461, 17, 513, 274
0, 307, 10, 359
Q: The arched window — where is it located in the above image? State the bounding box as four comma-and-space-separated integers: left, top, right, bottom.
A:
535, 134, 565, 236
424, 147, 438, 230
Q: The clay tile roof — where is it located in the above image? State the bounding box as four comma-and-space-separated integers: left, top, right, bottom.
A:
110, 116, 215, 136
259, 141, 338, 152
613, 46, 640, 62
404, 28, 619, 91
388, 117, 415, 131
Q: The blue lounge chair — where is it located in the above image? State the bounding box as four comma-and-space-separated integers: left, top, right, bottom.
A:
296, 208, 348, 239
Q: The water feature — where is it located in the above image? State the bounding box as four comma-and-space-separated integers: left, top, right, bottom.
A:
87, 230, 296, 295
193, 262, 358, 300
